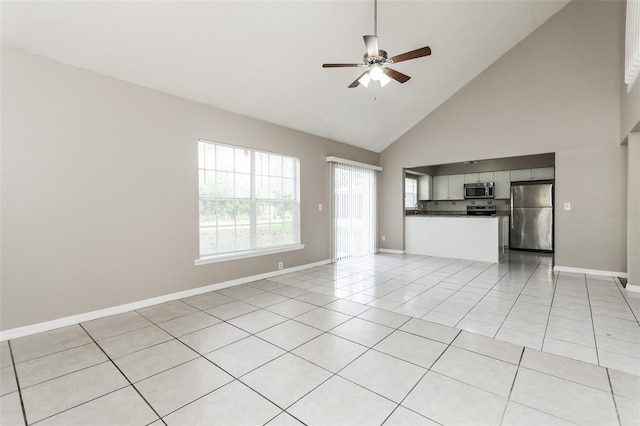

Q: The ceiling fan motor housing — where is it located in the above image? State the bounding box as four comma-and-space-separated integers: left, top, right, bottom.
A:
363, 50, 392, 66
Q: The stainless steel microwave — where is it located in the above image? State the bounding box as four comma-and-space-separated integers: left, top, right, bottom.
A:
464, 182, 494, 199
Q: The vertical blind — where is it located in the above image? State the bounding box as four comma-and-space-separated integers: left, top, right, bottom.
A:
627, 0, 640, 88
330, 159, 379, 261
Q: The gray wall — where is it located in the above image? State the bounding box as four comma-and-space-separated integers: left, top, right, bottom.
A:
380, 0, 627, 273
0, 47, 379, 331
410, 153, 554, 176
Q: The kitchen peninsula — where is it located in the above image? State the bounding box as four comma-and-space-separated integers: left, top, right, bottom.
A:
405, 214, 506, 263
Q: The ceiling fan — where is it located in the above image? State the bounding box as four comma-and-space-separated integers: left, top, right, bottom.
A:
322, 0, 432, 88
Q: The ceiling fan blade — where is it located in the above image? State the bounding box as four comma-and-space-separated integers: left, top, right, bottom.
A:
390, 46, 432, 64
349, 71, 370, 88
363, 35, 379, 58
323, 63, 362, 68
384, 67, 411, 83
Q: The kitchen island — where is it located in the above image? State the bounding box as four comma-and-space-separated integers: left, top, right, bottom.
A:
405, 215, 505, 263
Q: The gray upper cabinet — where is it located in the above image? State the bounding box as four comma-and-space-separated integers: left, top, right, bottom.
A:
494, 170, 511, 199
448, 174, 465, 200
434, 174, 464, 200
433, 175, 449, 200
464, 171, 495, 183
532, 167, 555, 180
418, 175, 432, 200
511, 167, 555, 181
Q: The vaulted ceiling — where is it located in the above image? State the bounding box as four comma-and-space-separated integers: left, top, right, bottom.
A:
1, 1, 570, 152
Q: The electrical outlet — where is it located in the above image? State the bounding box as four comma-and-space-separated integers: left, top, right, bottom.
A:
564, 202, 571, 211
381, 235, 386, 241
318, 204, 323, 211
278, 261, 283, 270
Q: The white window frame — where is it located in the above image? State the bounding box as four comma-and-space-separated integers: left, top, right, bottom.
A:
195, 139, 303, 265
404, 177, 418, 210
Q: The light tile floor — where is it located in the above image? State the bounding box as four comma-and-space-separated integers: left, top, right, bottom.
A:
1, 251, 639, 425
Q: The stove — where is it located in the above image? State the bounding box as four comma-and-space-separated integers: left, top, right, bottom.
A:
467, 205, 497, 216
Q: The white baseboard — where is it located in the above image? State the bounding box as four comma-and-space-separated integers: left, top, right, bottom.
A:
553, 265, 628, 279
378, 249, 405, 254
0, 259, 331, 342
624, 284, 640, 293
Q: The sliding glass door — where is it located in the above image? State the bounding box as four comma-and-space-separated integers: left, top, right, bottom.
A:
332, 162, 377, 261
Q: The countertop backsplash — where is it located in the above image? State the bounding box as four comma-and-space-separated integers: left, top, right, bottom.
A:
409, 199, 511, 216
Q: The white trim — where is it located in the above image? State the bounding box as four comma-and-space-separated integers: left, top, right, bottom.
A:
326, 156, 382, 172
625, 284, 640, 293
195, 244, 305, 266
0, 258, 330, 341
378, 248, 405, 254
553, 265, 628, 279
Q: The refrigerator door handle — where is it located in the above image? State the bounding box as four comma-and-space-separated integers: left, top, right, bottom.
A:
510, 186, 514, 229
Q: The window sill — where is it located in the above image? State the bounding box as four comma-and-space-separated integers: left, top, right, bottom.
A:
194, 244, 305, 266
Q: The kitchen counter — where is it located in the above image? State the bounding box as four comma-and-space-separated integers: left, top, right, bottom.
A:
406, 211, 509, 217
405, 215, 505, 263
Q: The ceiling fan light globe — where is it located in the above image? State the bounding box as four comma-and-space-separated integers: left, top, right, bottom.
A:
358, 73, 371, 88
369, 65, 383, 81
380, 73, 391, 87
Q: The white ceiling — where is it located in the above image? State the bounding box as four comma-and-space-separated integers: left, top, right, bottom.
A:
1, 1, 569, 153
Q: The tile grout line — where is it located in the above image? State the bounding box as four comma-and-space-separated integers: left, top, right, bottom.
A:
7, 341, 29, 426
380, 328, 463, 426
78, 324, 168, 426
613, 277, 640, 325
539, 265, 560, 355
448, 261, 516, 332
481, 254, 546, 345
8, 340, 93, 367
190, 302, 423, 422
605, 368, 623, 426
583, 275, 602, 366
368, 259, 473, 319
498, 346, 525, 425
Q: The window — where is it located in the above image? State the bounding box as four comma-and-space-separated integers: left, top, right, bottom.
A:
404, 177, 417, 209
198, 140, 300, 260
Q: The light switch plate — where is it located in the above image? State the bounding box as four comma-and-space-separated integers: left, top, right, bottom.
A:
564, 202, 571, 211
318, 204, 323, 211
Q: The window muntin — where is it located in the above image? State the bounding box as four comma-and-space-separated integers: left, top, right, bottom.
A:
404, 177, 417, 209
198, 140, 300, 258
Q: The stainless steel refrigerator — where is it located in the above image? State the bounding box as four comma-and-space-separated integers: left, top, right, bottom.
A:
510, 182, 554, 251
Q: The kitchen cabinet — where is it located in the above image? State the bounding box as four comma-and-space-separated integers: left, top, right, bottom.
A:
433, 174, 464, 200
433, 175, 449, 200
449, 174, 465, 200
464, 173, 478, 184
532, 167, 555, 179
418, 175, 432, 200
511, 167, 555, 181
511, 169, 533, 181
464, 172, 495, 183
494, 171, 511, 199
